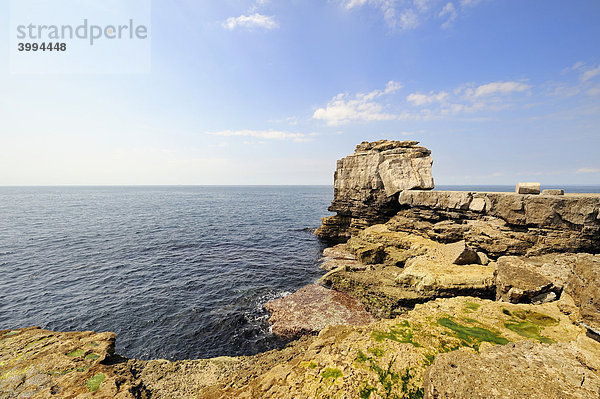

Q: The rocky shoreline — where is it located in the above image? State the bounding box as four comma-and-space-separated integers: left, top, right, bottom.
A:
2, 140, 600, 398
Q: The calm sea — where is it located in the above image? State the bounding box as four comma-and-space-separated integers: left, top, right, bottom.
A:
1, 185, 598, 360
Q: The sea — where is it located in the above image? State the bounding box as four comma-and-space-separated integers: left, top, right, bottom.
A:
1, 185, 598, 361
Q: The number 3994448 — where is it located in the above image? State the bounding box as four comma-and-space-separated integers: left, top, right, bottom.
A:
18, 42, 67, 52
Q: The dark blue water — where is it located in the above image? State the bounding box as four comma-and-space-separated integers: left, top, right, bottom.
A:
0, 186, 333, 360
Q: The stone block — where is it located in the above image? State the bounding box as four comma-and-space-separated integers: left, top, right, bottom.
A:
515, 182, 540, 194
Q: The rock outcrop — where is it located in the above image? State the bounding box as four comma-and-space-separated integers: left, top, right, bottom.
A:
264, 284, 375, 339
315, 140, 434, 240
320, 225, 496, 317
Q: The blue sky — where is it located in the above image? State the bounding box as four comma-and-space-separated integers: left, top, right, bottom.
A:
1, 0, 599, 185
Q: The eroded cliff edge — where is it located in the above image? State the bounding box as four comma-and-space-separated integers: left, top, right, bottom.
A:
2, 139, 600, 399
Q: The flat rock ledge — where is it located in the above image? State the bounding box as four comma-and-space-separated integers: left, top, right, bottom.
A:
264, 284, 375, 339
424, 340, 600, 399
0, 327, 138, 398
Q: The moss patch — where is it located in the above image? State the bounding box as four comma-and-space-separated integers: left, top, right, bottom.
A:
86, 373, 106, 391
368, 347, 385, 357
438, 317, 509, 350
505, 322, 554, 343
463, 302, 481, 312
66, 349, 84, 357
512, 310, 559, 326
85, 353, 100, 360
24, 336, 51, 350
321, 367, 343, 380
372, 320, 421, 347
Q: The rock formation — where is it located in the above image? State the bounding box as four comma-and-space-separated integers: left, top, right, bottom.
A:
315, 140, 434, 240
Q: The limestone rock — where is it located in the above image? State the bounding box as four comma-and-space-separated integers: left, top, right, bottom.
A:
264, 284, 375, 339
322, 244, 355, 260
316, 140, 434, 240
516, 182, 541, 194
564, 253, 600, 332
321, 244, 364, 271
424, 341, 600, 399
542, 189, 564, 195
394, 190, 600, 256
0, 327, 137, 398
397, 258, 495, 298
495, 255, 566, 304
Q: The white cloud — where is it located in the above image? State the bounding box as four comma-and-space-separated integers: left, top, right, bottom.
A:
576, 167, 600, 174
313, 81, 403, 125
439, 2, 457, 28
223, 13, 279, 30
407, 91, 449, 105
398, 9, 420, 29
587, 86, 600, 96
581, 65, 600, 82
467, 81, 531, 98
206, 129, 314, 143
340, 0, 486, 30
459, 0, 481, 6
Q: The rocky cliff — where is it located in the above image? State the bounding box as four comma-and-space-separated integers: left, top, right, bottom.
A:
315, 140, 434, 240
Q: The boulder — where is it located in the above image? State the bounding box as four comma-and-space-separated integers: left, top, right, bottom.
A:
516, 182, 541, 194
495, 255, 571, 304
264, 284, 375, 339
424, 341, 600, 399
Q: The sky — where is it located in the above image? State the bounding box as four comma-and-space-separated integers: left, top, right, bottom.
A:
1, 0, 599, 186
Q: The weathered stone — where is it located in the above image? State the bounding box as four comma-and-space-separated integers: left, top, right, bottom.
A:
396, 257, 496, 298
542, 189, 564, 195
495, 254, 574, 304
516, 182, 541, 194
324, 226, 495, 316
442, 240, 480, 265
424, 341, 600, 399
0, 327, 137, 398
264, 284, 375, 339
469, 197, 486, 212
322, 244, 355, 260
564, 253, 600, 332
476, 251, 489, 265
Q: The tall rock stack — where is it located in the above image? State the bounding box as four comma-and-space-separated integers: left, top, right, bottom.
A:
315, 140, 434, 240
